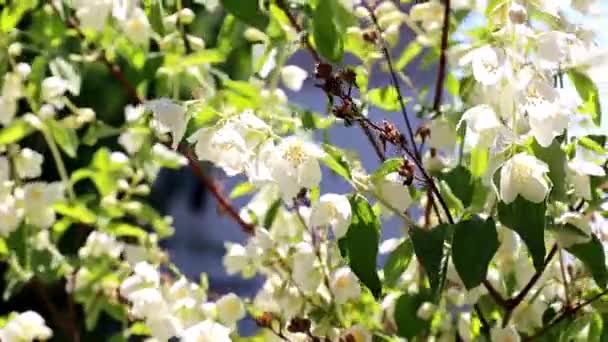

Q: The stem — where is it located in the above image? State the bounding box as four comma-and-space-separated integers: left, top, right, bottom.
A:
432, 0, 451, 113
362, 3, 419, 158
526, 288, 608, 341
275, 0, 321, 63
503, 244, 558, 326
42, 125, 75, 199
358, 121, 385, 162
181, 146, 255, 235
559, 249, 572, 308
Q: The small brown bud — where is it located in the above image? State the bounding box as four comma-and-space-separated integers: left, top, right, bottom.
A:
287, 317, 312, 333
315, 62, 333, 79
362, 29, 378, 43
338, 68, 357, 87
416, 124, 431, 142
255, 312, 274, 328
398, 158, 416, 186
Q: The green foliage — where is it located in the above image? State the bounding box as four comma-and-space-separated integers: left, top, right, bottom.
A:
568, 69, 602, 125
340, 194, 382, 298
498, 197, 546, 271
383, 239, 413, 288
567, 236, 608, 289
394, 291, 432, 338
410, 225, 448, 295
312, 0, 344, 62
452, 216, 498, 289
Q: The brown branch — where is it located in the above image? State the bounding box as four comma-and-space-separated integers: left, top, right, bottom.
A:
181, 146, 255, 235
432, 0, 451, 112
502, 244, 558, 326
31, 279, 80, 342
362, 3, 419, 159
525, 288, 608, 341
275, 0, 321, 63
359, 122, 386, 162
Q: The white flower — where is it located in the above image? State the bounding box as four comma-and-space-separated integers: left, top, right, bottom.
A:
125, 104, 145, 122
310, 193, 352, 239
342, 324, 372, 342
291, 242, 323, 292
223, 242, 256, 278
331, 267, 361, 304
281, 65, 308, 91
120, 261, 161, 298
536, 31, 576, 68
270, 136, 324, 201
180, 320, 231, 342
147, 99, 188, 149
151, 143, 188, 167
121, 8, 151, 45
0, 195, 21, 237
428, 118, 457, 149
128, 287, 168, 319
522, 79, 568, 147
118, 129, 146, 155
491, 325, 520, 342
73, 0, 112, 31
0, 96, 17, 125
460, 104, 503, 147
190, 124, 250, 176
409, 1, 444, 32
375, 172, 412, 213
145, 314, 182, 341
461, 45, 508, 86
2, 72, 23, 99
215, 293, 246, 325
0, 311, 52, 342
17, 182, 63, 229
416, 302, 437, 321
41, 76, 68, 104
568, 155, 605, 200
14, 148, 43, 179
500, 153, 549, 204
78, 231, 123, 259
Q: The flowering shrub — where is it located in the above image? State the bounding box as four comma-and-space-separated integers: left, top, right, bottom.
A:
0, 0, 607, 341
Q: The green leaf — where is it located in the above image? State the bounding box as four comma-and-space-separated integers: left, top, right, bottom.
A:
229, 181, 256, 199
567, 235, 608, 288
105, 222, 148, 242
312, 0, 344, 63
144, 0, 165, 35
372, 158, 402, 182
578, 136, 605, 154
82, 121, 121, 146
321, 144, 352, 181
383, 240, 413, 288
410, 225, 448, 294
532, 139, 567, 201
0, 119, 35, 145
0, 0, 37, 33
263, 199, 282, 230
368, 86, 408, 112
54, 202, 97, 225
396, 41, 423, 70
442, 166, 474, 207
452, 217, 499, 289
394, 291, 432, 339
339, 194, 382, 298
47, 119, 79, 158
221, 0, 269, 30
470, 145, 489, 178
498, 196, 546, 271
568, 69, 601, 125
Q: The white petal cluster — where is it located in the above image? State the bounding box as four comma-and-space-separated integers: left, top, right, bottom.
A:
375, 172, 412, 214
331, 267, 361, 304
120, 262, 238, 340
500, 153, 549, 204
310, 194, 352, 239
147, 98, 188, 149
78, 231, 123, 259
0, 311, 53, 342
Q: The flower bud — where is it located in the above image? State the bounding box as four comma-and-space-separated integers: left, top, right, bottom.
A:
8, 42, 22, 56
178, 8, 195, 24
509, 3, 527, 24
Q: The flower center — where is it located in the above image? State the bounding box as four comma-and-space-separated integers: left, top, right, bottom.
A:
283, 142, 306, 166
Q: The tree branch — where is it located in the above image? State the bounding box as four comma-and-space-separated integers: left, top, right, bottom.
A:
432, 0, 451, 113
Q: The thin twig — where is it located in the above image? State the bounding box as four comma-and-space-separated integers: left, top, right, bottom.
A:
275, 0, 321, 63
432, 0, 451, 113
181, 147, 255, 235
362, 3, 419, 158
559, 249, 572, 308
526, 288, 608, 341
502, 244, 558, 326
